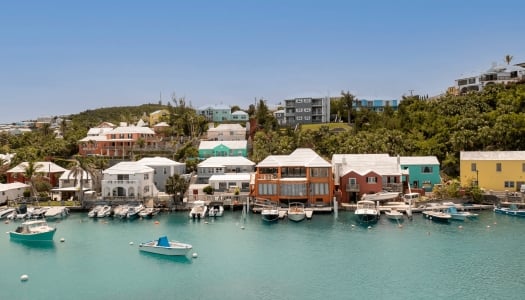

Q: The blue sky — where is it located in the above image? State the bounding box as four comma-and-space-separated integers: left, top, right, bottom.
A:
1, 0, 524, 123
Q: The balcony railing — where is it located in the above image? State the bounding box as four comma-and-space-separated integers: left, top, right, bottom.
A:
346, 184, 360, 191
102, 180, 138, 185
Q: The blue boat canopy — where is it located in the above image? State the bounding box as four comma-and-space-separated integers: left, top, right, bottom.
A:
157, 236, 170, 247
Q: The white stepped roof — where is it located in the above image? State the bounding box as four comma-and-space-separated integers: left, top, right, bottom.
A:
137, 157, 184, 166
257, 148, 330, 168
103, 162, 154, 175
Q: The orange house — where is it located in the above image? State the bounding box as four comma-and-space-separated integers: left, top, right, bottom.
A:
78, 125, 160, 158
252, 148, 333, 206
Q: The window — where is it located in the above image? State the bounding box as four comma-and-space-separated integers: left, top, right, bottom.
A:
304, 108, 311, 112
304, 116, 310, 120
496, 163, 502, 172
310, 168, 329, 177
144, 174, 149, 180
296, 108, 303, 113
366, 177, 377, 183
471, 163, 477, 172
311, 183, 328, 195
421, 166, 433, 173
348, 178, 357, 185
296, 99, 303, 103
296, 116, 303, 120
163, 168, 167, 175
504, 181, 515, 188
280, 183, 307, 196
258, 183, 277, 195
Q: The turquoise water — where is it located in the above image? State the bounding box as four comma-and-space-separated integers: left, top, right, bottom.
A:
1, 210, 524, 300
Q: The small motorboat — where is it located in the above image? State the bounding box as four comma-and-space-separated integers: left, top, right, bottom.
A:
355, 200, 380, 223
423, 209, 451, 222
446, 206, 478, 221
261, 206, 280, 222
494, 204, 525, 217
138, 207, 160, 218
385, 208, 404, 221
126, 204, 145, 219
44, 206, 69, 219
113, 205, 129, 219
287, 202, 306, 222
9, 220, 57, 242
207, 202, 224, 217
0, 207, 16, 219
189, 200, 207, 219
88, 205, 103, 218
96, 205, 113, 218
138, 236, 192, 256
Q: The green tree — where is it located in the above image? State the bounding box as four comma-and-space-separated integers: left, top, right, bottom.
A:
165, 174, 189, 203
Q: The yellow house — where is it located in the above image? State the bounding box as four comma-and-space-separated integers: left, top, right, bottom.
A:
149, 109, 169, 126
460, 151, 525, 192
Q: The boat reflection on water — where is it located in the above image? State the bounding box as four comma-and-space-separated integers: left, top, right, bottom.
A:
10, 238, 57, 251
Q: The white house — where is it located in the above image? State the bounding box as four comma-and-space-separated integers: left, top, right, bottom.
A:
101, 162, 158, 201
206, 123, 247, 141
197, 156, 255, 184
208, 173, 252, 193
51, 170, 95, 201
0, 182, 29, 205
136, 157, 186, 193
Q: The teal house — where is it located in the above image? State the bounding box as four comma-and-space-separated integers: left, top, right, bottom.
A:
198, 140, 248, 159
198, 104, 232, 122
400, 156, 441, 192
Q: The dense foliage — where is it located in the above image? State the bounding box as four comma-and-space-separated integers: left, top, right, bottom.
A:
2, 83, 525, 185
252, 83, 525, 178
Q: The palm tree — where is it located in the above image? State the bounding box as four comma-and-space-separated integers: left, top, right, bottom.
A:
341, 90, 357, 126
64, 156, 97, 208
505, 54, 513, 65
21, 160, 43, 199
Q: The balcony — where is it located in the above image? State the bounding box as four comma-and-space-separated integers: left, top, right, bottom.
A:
102, 180, 138, 185
346, 184, 360, 192
257, 174, 277, 180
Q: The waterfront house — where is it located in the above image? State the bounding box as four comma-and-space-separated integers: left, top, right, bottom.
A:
0, 182, 30, 205
208, 173, 252, 193
78, 123, 160, 158
6, 161, 67, 188
399, 156, 441, 192
332, 154, 404, 203
206, 123, 247, 141
101, 162, 158, 202
198, 140, 248, 159
196, 156, 255, 184
136, 157, 186, 193
253, 148, 333, 206
460, 151, 525, 192
51, 170, 95, 202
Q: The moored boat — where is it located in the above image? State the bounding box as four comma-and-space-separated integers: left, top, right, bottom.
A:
113, 205, 129, 219
9, 220, 57, 242
126, 204, 145, 219
287, 202, 306, 222
44, 206, 69, 219
138, 236, 193, 256
189, 200, 207, 219
446, 206, 478, 221
207, 202, 224, 217
0, 207, 16, 219
423, 209, 451, 222
385, 208, 404, 221
97, 205, 113, 218
139, 207, 160, 218
361, 191, 400, 202
355, 200, 380, 223
88, 205, 103, 218
494, 204, 525, 217
261, 206, 280, 222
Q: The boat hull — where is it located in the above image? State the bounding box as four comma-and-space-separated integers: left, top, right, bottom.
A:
288, 212, 306, 222
356, 213, 379, 223
9, 228, 56, 242
139, 242, 192, 256
385, 213, 403, 221
494, 207, 525, 217
423, 211, 451, 222
261, 209, 279, 222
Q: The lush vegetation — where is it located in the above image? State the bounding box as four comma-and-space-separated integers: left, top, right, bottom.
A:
252, 83, 525, 180
1, 83, 525, 189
